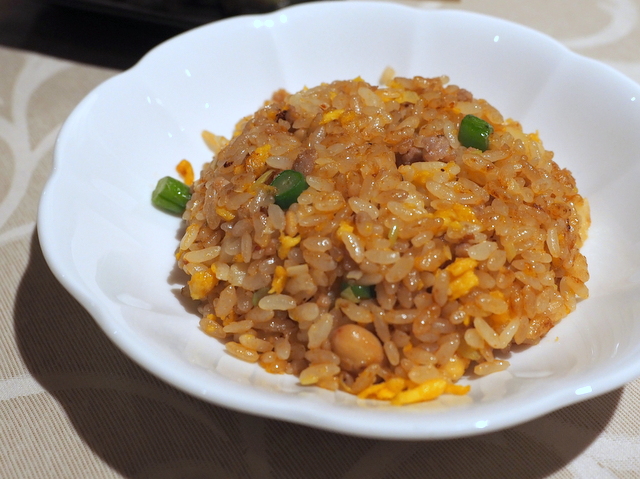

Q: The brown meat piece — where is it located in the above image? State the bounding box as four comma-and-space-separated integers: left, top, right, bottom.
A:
417, 135, 452, 162
456, 88, 473, 102
395, 146, 423, 166
395, 135, 453, 166
293, 148, 317, 175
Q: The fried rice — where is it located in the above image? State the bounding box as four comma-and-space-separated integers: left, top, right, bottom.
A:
175, 72, 590, 405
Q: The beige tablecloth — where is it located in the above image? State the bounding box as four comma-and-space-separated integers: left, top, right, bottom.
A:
2, 1, 640, 477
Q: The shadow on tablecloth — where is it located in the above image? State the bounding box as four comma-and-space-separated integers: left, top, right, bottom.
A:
15, 230, 620, 479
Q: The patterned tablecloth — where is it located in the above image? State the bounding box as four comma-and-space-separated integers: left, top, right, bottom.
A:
2, 1, 640, 477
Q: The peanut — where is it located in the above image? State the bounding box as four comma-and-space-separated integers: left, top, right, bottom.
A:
330, 324, 384, 372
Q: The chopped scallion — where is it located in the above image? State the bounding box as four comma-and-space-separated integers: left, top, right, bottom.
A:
340, 282, 375, 302
252, 286, 270, 306
152, 176, 191, 215
458, 114, 493, 152
271, 170, 308, 209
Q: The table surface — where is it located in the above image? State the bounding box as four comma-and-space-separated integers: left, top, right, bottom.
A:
2, 1, 640, 477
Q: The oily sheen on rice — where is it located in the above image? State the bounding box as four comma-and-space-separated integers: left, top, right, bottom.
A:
176, 74, 589, 404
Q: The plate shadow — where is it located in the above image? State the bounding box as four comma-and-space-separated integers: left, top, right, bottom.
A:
14, 230, 622, 479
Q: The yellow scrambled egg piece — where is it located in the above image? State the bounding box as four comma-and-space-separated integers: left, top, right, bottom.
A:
449, 270, 480, 300
269, 265, 287, 294
434, 203, 478, 231
358, 378, 407, 401
392, 379, 448, 405
278, 233, 301, 260
320, 109, 344, 125
246, 144, 271, 173
216, 207, 235, 221
446, 257, 478, 277
398, 161, 458, 185
339, 110, 357, 126
358, 377, 470, 405
445, 257, 480, 300
336, 221, 354, 239
176, 159, 194, 186
188, 269, 217, 300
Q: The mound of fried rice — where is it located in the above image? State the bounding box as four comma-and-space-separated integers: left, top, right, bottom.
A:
176, 72, 589, 405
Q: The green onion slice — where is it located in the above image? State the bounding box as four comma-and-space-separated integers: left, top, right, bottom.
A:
340, 282, 375, 302
252, 286, 270, 306
271, 170, 308, 209
152, 176, 192, 215
458, 114, 493, 152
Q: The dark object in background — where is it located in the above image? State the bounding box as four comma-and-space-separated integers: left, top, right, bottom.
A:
47, 0, 315, 28
219, 0, 309, 17
47, 0, 221, 28
0, 0, 316, 70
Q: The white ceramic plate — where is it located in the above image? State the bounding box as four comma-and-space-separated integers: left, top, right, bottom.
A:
38, 1, 640, 439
